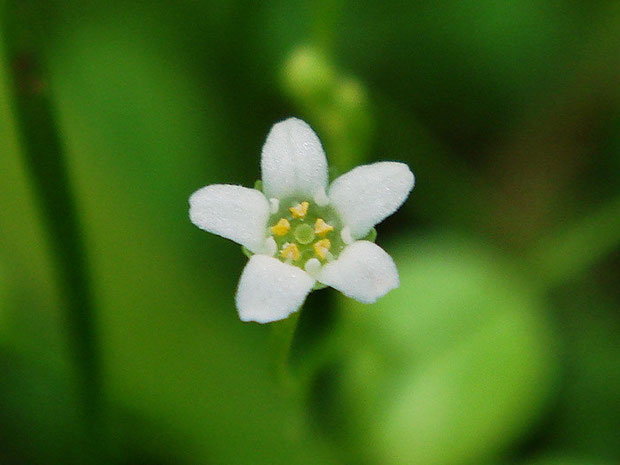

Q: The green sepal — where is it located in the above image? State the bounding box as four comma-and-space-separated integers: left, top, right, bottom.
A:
363, 228, 377, 243
253, 179, 263, 192
241, 246, 254, 259
312, 282, 328, 291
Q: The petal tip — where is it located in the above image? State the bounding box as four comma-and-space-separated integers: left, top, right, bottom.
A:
261, 117, 328, 199
387, 161, 415, 192
327, 161, 415, 238
188, 184, 270, 252
277, 116, 308, 127
237, 304, 301, 324
319, 241, 399, 304
403, 164, 415, 192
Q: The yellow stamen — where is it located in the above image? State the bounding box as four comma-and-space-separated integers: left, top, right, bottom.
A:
313, 239, 331, 260
270, 218, 290, 236
314, 218, 334, 236
289, 201, 309, 219
280, 243, 300, 261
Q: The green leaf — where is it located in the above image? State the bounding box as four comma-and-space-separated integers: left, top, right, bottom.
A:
319, 235, 558, 465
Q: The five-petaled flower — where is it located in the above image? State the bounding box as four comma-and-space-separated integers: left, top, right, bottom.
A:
189, 118, 414, 323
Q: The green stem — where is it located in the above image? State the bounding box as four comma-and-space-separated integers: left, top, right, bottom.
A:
2, 0, 103, 453
528, 196, 620, 289
270, 310, 301, 388
311, 0, 344, 53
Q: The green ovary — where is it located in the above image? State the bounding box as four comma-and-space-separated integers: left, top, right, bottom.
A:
294, 224, 315, 244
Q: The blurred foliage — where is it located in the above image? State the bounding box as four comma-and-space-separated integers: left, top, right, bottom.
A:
0, 1, 619, 465
311, 237, 558, 465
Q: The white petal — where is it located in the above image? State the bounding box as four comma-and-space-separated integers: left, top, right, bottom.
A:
189, 184, 269, 253
236, 255, 315, 323
261, 117, 328, 200
328, 161, 414, 238
318, 241, 399, 303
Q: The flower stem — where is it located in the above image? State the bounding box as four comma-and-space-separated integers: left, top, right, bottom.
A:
528, 196, 620, 289
2, 0, 104, 457
270, 310, 301, 388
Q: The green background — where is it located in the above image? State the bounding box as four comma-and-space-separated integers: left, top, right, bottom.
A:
0, 1, 619, 464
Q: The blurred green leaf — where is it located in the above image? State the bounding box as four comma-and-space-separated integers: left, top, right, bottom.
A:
546, 286, 620, 460
516, 455, 611, 465
318, 235, 558, 465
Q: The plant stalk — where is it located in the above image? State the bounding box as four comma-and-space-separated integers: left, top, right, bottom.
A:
1, 0, 104, 457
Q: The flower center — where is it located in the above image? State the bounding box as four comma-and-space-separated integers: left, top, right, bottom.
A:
267, 197, 346, 271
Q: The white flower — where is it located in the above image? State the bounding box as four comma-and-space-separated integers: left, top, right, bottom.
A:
189, 118, 414, 323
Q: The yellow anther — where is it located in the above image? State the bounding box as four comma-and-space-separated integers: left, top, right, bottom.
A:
280, 243, 301, 261
289, 201, 309, 219
313, 239, 331, 260
270, 218, 290, 236
314, 218, 334, 236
